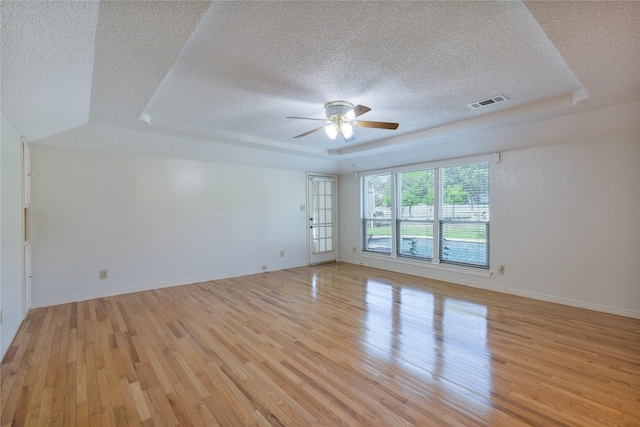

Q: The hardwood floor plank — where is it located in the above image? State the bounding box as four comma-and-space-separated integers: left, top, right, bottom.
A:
201, 361, 261, 424
2, 263, 639, 426
129, 381, 151, 422
117, 376, 141, 426
63, 361, 77, 427
75, 401, 89, 427
35, 386, 54, 427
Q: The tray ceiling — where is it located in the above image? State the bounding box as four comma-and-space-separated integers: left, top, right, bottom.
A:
1, 1, 638, 171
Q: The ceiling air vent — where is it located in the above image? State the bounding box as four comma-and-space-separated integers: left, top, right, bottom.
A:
467, 95, 508, 110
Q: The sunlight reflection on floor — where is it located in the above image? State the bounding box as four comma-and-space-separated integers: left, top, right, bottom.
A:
363, 279, 492, 414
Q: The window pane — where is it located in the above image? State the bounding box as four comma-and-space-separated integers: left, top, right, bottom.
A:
440, 222, 489, 267
441, 163, 489, 221
397, 221, 433, 259
397, 170, 434, 220
363, 174, 391, 219
363, 220, 392, 253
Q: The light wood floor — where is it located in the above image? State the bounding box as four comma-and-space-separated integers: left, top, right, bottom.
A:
1, 263, 639, 426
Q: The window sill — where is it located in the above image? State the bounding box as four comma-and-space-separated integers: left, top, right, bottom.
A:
359, 252, 493, 278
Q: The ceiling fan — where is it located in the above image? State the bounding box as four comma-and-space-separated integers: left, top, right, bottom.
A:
287, 101, 399, 143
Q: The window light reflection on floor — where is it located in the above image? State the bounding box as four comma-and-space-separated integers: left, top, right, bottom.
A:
362, 279, 492, 414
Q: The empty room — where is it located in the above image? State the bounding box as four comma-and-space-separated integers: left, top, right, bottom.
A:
1, 1, 638, 426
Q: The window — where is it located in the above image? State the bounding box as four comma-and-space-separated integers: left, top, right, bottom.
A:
396, 170, 434, 259
440, 163, 490, 268
360, 158, 492, 269
362, 174, 392, 254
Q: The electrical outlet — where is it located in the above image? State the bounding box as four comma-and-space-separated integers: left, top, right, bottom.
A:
353, 246, 357, 252
498, 265, 505, 275
262, 265, 267, 270
100, 270, 108, 279
280, 250, 284, 257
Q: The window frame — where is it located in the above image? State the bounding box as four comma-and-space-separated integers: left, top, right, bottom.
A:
359, 153, 497, 273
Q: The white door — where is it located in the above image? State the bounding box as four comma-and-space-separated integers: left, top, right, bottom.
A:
23, 141, 32, 313
24, 244, 32, 311
308, 174, 337, 265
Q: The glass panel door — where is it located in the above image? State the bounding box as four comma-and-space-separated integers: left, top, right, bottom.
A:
308, 174, 336, 264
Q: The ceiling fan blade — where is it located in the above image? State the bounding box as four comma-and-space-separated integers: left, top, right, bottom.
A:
353, 105, 371, 117
286, 116, 328, 122
293, 127, 325, 138
355, 120, 399, 130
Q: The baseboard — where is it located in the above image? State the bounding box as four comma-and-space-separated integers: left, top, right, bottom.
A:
30, 262, 308, 309
437, 274, 640, 319
1, 312, 26, 362
478, 284, 640, 319
337, 259, 640, 319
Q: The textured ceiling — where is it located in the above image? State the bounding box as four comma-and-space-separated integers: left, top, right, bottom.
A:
1, 1, 638, 173
1, 1, 98, 141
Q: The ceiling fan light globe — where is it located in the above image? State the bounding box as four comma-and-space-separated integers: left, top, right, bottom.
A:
325, 124, 338, 139
343, 109, 356, 121
341, 122, 353, 139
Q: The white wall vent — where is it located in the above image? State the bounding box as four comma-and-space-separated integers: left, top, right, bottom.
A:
468, 95, 508, 110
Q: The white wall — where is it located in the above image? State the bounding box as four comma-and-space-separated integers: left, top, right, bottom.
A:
30, 146, 309, 307
20, 106, 640, 321
339, 130, 640, 318
1, 113, 24, 359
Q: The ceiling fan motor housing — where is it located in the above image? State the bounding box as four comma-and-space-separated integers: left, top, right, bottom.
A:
325, 101, 354, 120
